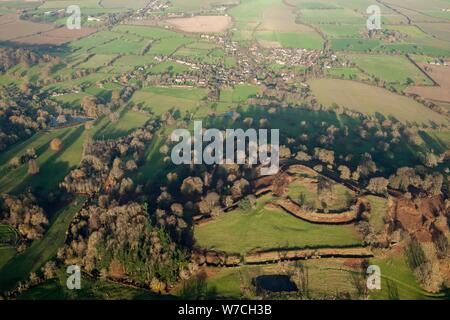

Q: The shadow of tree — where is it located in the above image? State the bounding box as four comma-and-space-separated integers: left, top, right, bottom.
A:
13, 126, 85, 196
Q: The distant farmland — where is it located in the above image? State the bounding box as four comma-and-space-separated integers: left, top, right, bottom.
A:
309, 78, 448, 125
345, 54, 433, 87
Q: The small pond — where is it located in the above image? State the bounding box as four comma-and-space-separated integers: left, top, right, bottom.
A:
253, 275, 298, 293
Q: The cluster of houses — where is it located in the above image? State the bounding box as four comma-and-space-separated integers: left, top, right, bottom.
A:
255, 47, 322, 68
137, 0, 170, 15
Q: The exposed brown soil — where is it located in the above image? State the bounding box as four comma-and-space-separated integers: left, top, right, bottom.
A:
405, 63, 450, 103
15, 27, 96, 45
0, 13, 96, 45
388, 195, 449, 243
164, 15, 232, 33
0, 14, 54, 41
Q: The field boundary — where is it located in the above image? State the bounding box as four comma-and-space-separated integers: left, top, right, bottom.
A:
193, 247, 373, 267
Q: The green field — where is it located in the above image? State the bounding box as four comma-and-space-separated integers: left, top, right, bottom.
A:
146, 61, 191, 76
331, 39, 381, 52
287, 179, 354, 211
325, 67, 365, 80
220, 84, 260, 103
370, 254, 446, 300
148, 37, 195, 56
108, 55, 155, 73
0, 246, 16, 271
255, 31, 324, 50
309, 78, 448, 125
386, 25, 428, 38
0, 225, 18, 270
205, 258, 363, 299
113, 25, 181, 39
131, 86, 207, 115
0, 224, 17, 245
194, 195, 362, 254
320, 25, 364, 39
94, 108, 151, 140
0, 196, 86, 292
0, 125, 88, 194
76, 54, 118, 69
346, 54, 432, 86
300, 8, 366, 24
18, 269, 165, 300
366, 196, 387, 233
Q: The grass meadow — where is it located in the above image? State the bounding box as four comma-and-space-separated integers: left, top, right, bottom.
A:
194, 195, 362, 254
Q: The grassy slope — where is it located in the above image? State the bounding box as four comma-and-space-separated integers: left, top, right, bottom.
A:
0, 125, 87, 195
205, 259, 362, 299
287, 179, 353, 211
366, 196, 387, 233
18, 269, 167, 300
94, 107, 150, 140
194, 195, 362, 254
0, 196, 86, 292
370, 254, 446, 300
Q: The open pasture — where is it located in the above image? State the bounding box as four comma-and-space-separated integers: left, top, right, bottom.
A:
168, 0, 238, 13
94, 108, 150, 140
345, 54, 432, 86
0, 197, 86, 292
309, 78, 448, 125
148, 37, 195, 56
204, 258, 363, 299
131, 86, 207, 115
256, 31, 324, 49
0, 224, 17, 246
90, 37, 146, 55
194, 195, 362, 254
300, 8, 365, 25
101, 0, 148, 9
39, 0, 102, 9
287, 177, 354, 212
370, 253, 445, 300
0, 125, 87, 194
113, 25, 182, 39
331, 38, 380, 52
257, 0, 314, 33
325, 67, 365, 80
76, 54, 117, 69
108, 55, 154, 73
146, 60, 191, 75
219, 84, 260, 103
